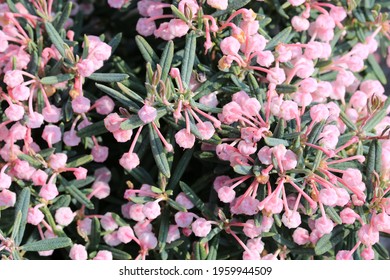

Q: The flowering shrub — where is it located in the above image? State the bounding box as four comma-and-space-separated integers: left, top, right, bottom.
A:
1, 0, 390, 260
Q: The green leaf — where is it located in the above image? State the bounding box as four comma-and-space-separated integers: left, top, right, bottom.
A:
158, 207, 170, 253
160, 41, 174, 82
54, 2, 73, 31
181, 31, 197, 87
315, 226, 349, 255
96, 83, 140, 109
50, 195, 71, 212
233, 164, 253, 175
66, 184, 94, 209
11, 211, 22, 241
366, 140, 381, 200
21, 237, 72, 251
194, 241, 207, 260
98, 245, 132, 260
264, 137, 289, 147
66, 155, 93, 168
275, 84, 298, 93
325, 206, 342, 224
88, 73, 128, 83
265, 27, 292, 50
17, 154, 43, 168
373, 243, 390, 260
117, 82, 145, 103
128, 167, 155, 185
179, 181, 213, 218
200, 226, 222, 244
149, 124, 171, 178
271, 233, 296, 249
40, 74, 74, 85
170, 5, 188, 22
13, 188, 30, 246
167, 198, 187, 212
44, 21, 67, 58
130, 196, 154, 204
206, 235, 220, 260
367, 54, 387, 84
88, 218, 101, 251
135, 36, 159, 67
363, 108, 388, 133
167, 148, 193, 190
339, 110, 358, 131
108, 33, 122, 54
77, 120, 108, 138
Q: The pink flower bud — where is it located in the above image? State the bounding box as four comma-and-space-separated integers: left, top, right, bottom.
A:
288, 0, 305, 6
4, 70, 24, 88
310, 104, 330, 122
42, 105, 62, 123
63, 130, 81, 147
217, 186, 236, 203
330, 6, 347, 22
256, 50, 275, 67
5, 104, 24, 121
49, 153, 68, 170
336, 250, 353, 260
292, 227, 310, 245
31, 170, 48, 186
92, 181, 111, 199
93, 250, 113, 260
319, 188, 338, 207
315, 216, 334, 235
282, 211, 301, 229
27, 112, 44, 129
138, 105, 157, 124
0, 173, 12, 190
95, 96, 115, 115
12, 84, 30, 101
55, 207, 75, 226
129, 204, 146, 222
39, 183, 59, 200
139, 232, 158, 249
74, 167, 87, 180
117, 226, 135, 244
108, 0, 125, 9
257, 146, 272, 165
166, 225, 180, 243
142, 201, 161, 220
196, 121, 215, 140
92, 145, 109, 163
101, 213, 119, 231
113, 129, 133, 142
175, 212, 195, 228
78, 218, 92, 236
243, 250, 261, 260
69, 244, 88, 260
175, 129, 195, 149
136, 18, 156, 37
119, 152, 140, 170
42, 125, 62, 146
27, 206, 44, 225
72, 96, 91, 114
192, 218, 212, 237
220, 36, 241, 56
358, 224, 379, 246
104, 231, 121, 247
291, 16, 310, 31
199, 92, 218, 108
178, 0, 199, 15
0, 189, 16, 207
243, 219, 262, 238
168, 19, 190, 38
266, 67, 286, 85
175, 192, 194, 209
361, 247, 374, 260
340, 208, 358, 224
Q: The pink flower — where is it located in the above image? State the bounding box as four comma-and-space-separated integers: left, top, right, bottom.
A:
95, 96, 115, 115
31, 170, 48, 187
196, 121, 215, 140
138, 105, 157, 124
207, 0, 228, 10
39, 183, 59, 200
336, 250, 353, 260
192, 218, 212, 237
291, 16, 310, 31
92, 181, 111, 199
119, 152, 140, 170
288, 0, 305, 6
27, 206, 45, 225
42, 105, 62, 123
129, 204, 146, 222
92, 145, 109, 163
282, 211, 301, 229
0, 173, 12, 190
175, 212, 195, 228
310, 104, 329, 122
142, 201, 161, 220
292, 227, 310, 245
69, 244, 88, 260
175, 129, 195, 149
0, 189, 16, 207
217, 186, 236, 203
55, 207, 75, 226
139, 232, 158, 249
72, 96, 91, 114
101, 213, 119, 231
5, 104, 24, 121
243, 219, 262, 238
319, 188, 338, 207
136, 18, 156, 37
108, 0, 126, 9
117, 226, 135, 244
175, 192, 194, 209
168, 19, 190, 38
4, 70, 24, 88
315, 216, 334, 235
358, 224, 379, 246
49, 153, 68, 170
12, 84, 30, 101
42, 125, 62, 146
220, 36, 241, 56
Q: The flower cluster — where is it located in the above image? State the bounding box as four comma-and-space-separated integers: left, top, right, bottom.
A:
1, 0, 390, 261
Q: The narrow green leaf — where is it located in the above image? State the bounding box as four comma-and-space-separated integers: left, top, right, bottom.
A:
108, 33, 122, 54
54, 2, 73, 31
170, 5, 188, 22
363, 109, 387, 133
315, 226, 349, 255
11, 211, 22, 241
233, 164, 253, 175
21, 237, 72, 251
14, 188, 30, 246
194, 241, 207, 260
167, 148, 193, 190
179, 181, 213, 218
135, 36, 159, 67
45, 21, 67, 58
117, 82, 144, 103
96, 83, 140, 109
339, 110, 358, 131
88, 73, 128, 83
206, 235, 220, 260
40, 74, 74, 85
167, 198, 187, 212
149, 124, 171, 178
373, 243, 390, 260
88, 218, 101, 251
128, 167, 155, 185
368, 55, 387, 84
67, 155, 93, 168
160, 41, 174, 82
50, 195, 71, 212
77, 120, 108, 138
181, 31, 197, 87
200, 226, 222, 244
264, 137, 290, 147
17, 154, 43, 168
158, 207, 170, 253
265, 27, 292, 50
275, 84, 298, 93
66, 185, 94, 209
325, 206, 342, 224
130, 196, 154, 204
